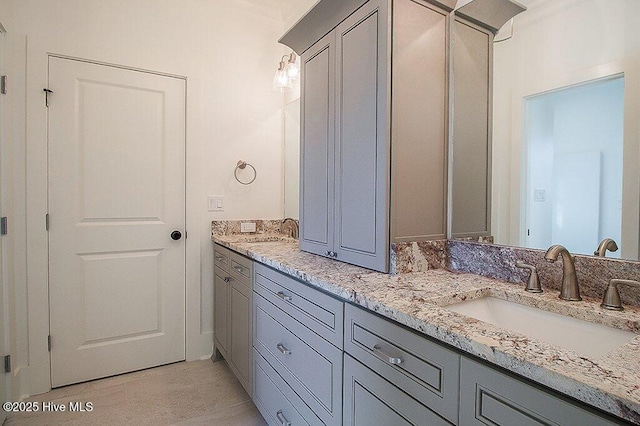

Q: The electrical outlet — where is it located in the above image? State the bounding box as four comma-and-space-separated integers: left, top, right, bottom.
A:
534, 188, 546, 202
240, 222, 256, 233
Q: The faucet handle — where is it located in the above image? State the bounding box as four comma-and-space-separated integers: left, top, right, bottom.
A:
516, 262, 542, 293
601, 279, 640, 311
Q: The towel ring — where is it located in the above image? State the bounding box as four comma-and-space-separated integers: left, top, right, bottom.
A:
234, 160, 257, 185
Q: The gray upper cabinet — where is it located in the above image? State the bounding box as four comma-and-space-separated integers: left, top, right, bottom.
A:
296, 0, 456, 273
300, 0, 389, 272
333, 1, 389, 271
391, 0, 449, 242
450, 17, 492, 239
288, 0, 523, 271
300, 31, 335, 258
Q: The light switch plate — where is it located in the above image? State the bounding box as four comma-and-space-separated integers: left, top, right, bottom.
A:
534, 188, 546, 202
240, 222, 256, 233
208, 196, 224, 212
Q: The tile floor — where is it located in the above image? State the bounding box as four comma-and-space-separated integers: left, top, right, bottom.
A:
4, 360, 267, 426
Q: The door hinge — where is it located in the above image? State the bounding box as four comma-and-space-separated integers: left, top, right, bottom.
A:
3, 355, 10, 373
1, 75, 7, 94
0, 217, 7, 235
48, 335, 52, 352
46, 214, 50, 231
43, 88, 53, 107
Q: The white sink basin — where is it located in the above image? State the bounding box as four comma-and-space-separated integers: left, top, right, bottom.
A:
445, 296, 637, 359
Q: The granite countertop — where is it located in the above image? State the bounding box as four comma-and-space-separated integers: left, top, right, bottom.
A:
213, 233, 640, 424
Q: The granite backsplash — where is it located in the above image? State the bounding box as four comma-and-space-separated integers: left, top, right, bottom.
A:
212, 220, 640, 308
449, 240, 640, 308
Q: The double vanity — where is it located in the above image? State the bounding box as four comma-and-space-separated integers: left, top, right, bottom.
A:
212, 227, 640, 425
209, 0, 640, 424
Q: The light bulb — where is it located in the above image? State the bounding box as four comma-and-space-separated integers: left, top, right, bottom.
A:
273, 59, 292, 92
285, 52, 299, 79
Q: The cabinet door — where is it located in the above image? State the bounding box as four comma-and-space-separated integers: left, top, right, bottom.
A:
450, 18, 492, 238
299, 31, 336, 258
213, 267, 230, 356
343, 354, 452, 426
230, 280, 252, 396
334, 0, 389, 272
391, 0, 448, 242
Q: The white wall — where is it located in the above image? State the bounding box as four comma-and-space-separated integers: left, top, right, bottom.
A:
492, 0, 640, 259
0, 0, 299, 396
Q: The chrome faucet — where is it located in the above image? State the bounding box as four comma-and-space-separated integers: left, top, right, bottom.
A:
594, 238, 619, 257
544, 245, 581, 301
281, 218, 299, 239
601, 279, 640, 311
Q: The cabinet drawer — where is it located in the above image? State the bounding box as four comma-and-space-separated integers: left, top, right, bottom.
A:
254, 263, 344, 348
230, 251, 252, 286
344, 304, 459, 424
254, 350, 322, 426
459, 358, 622, 426
344, 354, 453, 426
254, 294, 342, 425
214, 244, 231, 273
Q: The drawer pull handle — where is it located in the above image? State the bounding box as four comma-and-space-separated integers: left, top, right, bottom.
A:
276, 410, 291, 426
277, 343, 292, 355
223, 276, 231, 283
276, 291, 292, 302
233, 265, 245, 274
373, 344, 403, 365
215, 255, 225, 261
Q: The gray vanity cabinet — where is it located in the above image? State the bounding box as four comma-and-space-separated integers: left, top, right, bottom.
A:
344, 304, 460, 425
344, 303, 627, 426
252, 263, 345, 425
213, 244, 253, 397
213, 245, 231, 356
459, 358, 622, 426
300, 0, 389, 272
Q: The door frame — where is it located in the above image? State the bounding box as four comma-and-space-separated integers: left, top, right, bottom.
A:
0, 20, 10, 419
25, 46, 199, 394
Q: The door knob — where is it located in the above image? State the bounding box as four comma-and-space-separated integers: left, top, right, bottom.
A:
170, 230, 182, 240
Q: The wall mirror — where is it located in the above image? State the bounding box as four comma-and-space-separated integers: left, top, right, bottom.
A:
491, 0, 640, 260
283, 98, 300, 219
282, 0, 640, 260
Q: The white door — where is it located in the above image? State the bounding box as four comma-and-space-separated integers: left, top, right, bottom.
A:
48, 57, 186, 387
